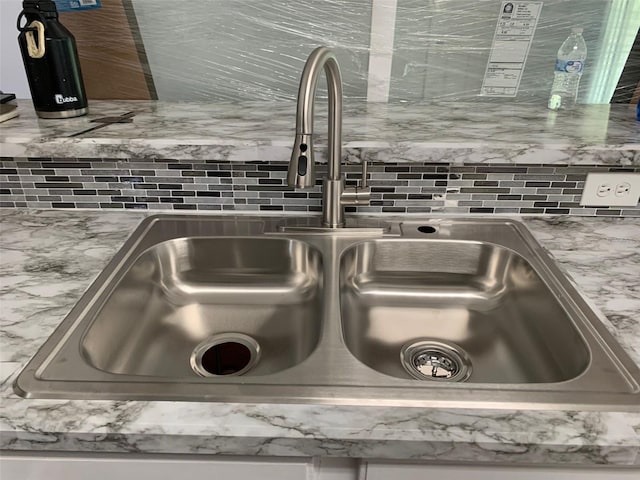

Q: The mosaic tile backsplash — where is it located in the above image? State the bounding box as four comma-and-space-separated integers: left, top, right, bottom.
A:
1, 158, 639, 217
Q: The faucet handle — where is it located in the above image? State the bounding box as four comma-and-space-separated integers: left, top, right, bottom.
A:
341, 161, 371, 206
361, 161, 368, 189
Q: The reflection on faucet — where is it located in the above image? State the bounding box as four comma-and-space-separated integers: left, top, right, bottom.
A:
287, 46, 370, 228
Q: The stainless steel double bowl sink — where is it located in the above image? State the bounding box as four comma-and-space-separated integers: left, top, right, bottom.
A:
15, 216, 640, 410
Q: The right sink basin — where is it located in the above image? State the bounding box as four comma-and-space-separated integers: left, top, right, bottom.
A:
340, 239, 590, 384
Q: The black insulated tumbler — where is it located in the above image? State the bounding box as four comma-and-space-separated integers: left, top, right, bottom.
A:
17, 0, 88, 119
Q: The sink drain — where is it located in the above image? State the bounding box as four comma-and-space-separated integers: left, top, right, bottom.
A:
401, 339, 472, 382
191, 333, 261, 377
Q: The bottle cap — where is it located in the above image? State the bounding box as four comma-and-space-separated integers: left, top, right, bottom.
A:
22, 1, 57, 13
571, 27, 584, 34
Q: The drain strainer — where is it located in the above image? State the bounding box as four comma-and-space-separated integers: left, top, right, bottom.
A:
190, 333, 261, 377
401, 339, 472, 382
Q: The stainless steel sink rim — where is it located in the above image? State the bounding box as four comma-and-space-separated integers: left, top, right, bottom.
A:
13, 215, 640, 410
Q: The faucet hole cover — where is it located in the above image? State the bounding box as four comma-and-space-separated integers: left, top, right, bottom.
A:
417, 225, 437, 234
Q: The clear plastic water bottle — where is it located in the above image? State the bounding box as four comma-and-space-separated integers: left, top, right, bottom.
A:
548, 28, 587, 111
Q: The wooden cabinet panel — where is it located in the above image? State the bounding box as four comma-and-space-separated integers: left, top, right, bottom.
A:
60, 1, 154, 100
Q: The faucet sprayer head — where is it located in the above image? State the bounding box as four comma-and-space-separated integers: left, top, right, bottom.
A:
287, 133, 316, 188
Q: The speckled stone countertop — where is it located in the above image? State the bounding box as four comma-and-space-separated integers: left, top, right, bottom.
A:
0, 209, 639, 465
1, 101, 638, 164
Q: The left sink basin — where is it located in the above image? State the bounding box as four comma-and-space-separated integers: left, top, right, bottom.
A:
82, 237, 323, 377
15, 216, 325, 400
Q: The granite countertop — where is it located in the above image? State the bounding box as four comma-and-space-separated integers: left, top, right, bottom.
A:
0, 208, 639, 465
1, 101, 638, 164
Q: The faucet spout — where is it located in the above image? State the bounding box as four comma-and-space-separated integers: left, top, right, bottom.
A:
288, 46, 342, 190
288, 47, 370, 228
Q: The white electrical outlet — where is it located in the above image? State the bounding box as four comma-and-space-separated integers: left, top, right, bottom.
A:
580, 173, 640, 207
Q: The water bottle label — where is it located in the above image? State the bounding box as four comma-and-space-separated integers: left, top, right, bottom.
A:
53, 1, 102, 13
555, 59, 584, 73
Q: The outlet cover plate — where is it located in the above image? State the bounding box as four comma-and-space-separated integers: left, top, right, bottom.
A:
580, 173, 640, 207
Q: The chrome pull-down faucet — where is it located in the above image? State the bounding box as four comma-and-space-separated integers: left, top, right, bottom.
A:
287, 46, 370, 228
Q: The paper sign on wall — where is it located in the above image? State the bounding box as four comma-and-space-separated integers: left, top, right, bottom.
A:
54, 0, 102, 13
481, 2, 543, 97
